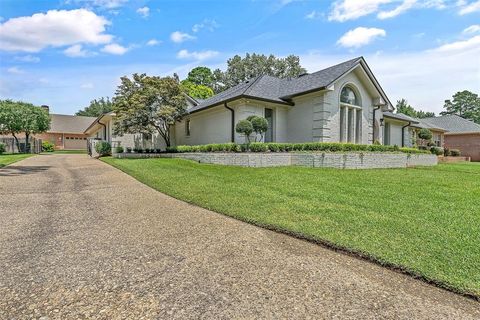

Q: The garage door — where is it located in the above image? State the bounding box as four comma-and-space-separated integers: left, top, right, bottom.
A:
64, 137, 87, 150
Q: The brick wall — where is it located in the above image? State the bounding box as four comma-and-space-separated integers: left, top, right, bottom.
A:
114, 152, 438, 169
444, 134, 480, 161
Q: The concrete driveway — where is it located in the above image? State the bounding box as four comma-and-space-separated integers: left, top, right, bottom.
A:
0, 154, 478, 319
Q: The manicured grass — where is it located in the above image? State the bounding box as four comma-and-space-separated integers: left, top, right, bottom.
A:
0, 153, 34, 168
42, 149, 87, 154
102, 157, 480, 297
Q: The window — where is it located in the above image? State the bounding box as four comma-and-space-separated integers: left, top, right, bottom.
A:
142, 133, 152, 141
384, 122, 391, 145
264, 108, 273, 143
185, 119, 191, 136
339, 85, 362, 143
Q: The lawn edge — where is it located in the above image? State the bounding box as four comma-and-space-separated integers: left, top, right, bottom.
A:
0, 154, 35, 168
101, 157, 480, 302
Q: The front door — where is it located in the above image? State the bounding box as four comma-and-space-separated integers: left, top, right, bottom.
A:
264, 108, 273, 143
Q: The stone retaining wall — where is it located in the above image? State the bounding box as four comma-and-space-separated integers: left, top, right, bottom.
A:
114, 152, 438, 169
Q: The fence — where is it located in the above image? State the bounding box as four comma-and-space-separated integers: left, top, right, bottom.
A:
0, 137, 43, 154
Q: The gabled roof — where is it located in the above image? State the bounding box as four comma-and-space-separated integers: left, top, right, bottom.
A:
188, 57, 390, 114
423, 115, 480, 134
49, 114, 97, 134
383, 111, 419, 123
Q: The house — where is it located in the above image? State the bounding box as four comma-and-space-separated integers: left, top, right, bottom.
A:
423, 115, 480, 161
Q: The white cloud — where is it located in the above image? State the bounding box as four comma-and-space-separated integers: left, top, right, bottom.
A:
337, 27, 386, 48
80, 82, 94, 89
305, 10, 322, 19
459, 0, 480, 14
63, 44, 89, 57
7, 66, 25, 74
146, 39, 161, 46
192, 19, 219, 32
170, 31, 196, 43
463, 24, 480, 34
433, 34, 480, 52
14, 55, 40, 63
136, 6, 150, 18
378, 0, 417, 19
0, 9, 112, 52
329, 0, 392, 22
101, 43, 128, 55
176, 49, 219, 61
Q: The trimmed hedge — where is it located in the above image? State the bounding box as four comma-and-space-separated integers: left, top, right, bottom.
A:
166, 142, 429, 154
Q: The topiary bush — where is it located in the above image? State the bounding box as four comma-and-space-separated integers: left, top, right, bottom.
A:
235, 120, 254, 143
430, 146, 443, 155
0, 143, 5, 154
115, 146, 124, 153
95, 141, 111, 157
42, 141, 55, 152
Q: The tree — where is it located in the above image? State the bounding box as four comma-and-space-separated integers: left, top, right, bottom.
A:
0, 100, 50, 153
235, 120, 253, 143
246, 115, 268, 142
180, 80, 214, 100
112, 73, 187, 147
76, 97, 113, 117
441, 90, 480, 124
418, 128, 432, 147
186, 67, 214, 87
396, 99, 435, 119
212, 53, 307, 92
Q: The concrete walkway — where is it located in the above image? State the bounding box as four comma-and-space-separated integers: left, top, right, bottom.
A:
0, 154, 478, 319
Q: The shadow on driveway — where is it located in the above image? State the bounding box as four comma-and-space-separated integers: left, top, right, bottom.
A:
0, 165, 50, 177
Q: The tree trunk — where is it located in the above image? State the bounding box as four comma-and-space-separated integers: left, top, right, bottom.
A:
25, 133, 30, 154
12, 133, 20, 153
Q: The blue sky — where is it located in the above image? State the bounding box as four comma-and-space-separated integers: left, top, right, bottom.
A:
0, 0, 479, 115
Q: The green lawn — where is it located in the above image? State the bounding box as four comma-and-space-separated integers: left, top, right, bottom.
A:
42, 149, 87, 154
0, 153, 34, 168
102, 157, 480, 297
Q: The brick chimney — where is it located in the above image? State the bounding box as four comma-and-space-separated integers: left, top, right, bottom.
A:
41, 105, 50, 113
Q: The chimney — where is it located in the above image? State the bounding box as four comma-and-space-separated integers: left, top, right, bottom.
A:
41, 105, 50, 113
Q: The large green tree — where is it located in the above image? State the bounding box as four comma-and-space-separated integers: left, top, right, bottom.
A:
0, 100, 50, 153
112, 73, 187, 147
212, 53, 307, 92
441, 90, 480, 124
76, 97, 113, 117
180, 80, 214, 100
185, 67, 214, 87
396, 99, 435, 119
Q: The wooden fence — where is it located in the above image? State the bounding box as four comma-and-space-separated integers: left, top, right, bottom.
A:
0, 137, 42, 154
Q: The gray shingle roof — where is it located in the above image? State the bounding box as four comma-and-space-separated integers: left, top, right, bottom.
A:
189, 57, 364, 113
383, 111, 419, 123
423, 115, 480, 134
49, 114, 97, 134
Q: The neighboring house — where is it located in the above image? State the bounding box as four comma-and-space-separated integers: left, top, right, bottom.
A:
423, 115, 480, 161
0, 106, 96, 150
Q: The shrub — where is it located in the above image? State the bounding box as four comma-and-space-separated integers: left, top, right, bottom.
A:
115, 146, 124, 153
399, 147, 429, 154
249, 142, 268, 152
155, 149, 162, 153
95, 141, 111, 157
0, 143, 5, 154
450, 149, 461, 156
126, 147, 132, 153
444, 148, 450, 156
235, 120, 254, 143
42, 140, 55, 152
430, 146, 443, 155
418, 128, 433, 141
137, 148, 144, 153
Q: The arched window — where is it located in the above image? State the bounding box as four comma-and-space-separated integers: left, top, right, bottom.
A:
339, 85, 362, 143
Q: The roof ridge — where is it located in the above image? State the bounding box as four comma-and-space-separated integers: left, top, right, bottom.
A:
243, 74, 265, 95
307, 56, 362, 77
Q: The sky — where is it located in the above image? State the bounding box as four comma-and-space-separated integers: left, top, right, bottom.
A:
0, 0, 479, 115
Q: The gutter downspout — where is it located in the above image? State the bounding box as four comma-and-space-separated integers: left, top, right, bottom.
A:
372, 106, 381, 143
98, 120, 107, 141
224, 103, 235, 143
401, 122, 411, 147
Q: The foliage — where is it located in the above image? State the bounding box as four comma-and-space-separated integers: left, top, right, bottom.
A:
95, 141, 111, 157
115, 146, 124, 153
167, 142, 429, 154
430, 146, 443, 156
75, 97, 113, 117
185, 66, 214, 87
0, 143, 5, 154
0, 100, 50, 153
211, 53, 306, 92
42, 140, 55, 152
418, 128, 433, 141
450, 149, 461, 156
247, 116, 268, 142
441, 90, 480, 124
102, 158, 480, 296
180, 80, 214, 100
235, 120, 254, 143
396, 99, 435, 119
126, 147, 132, 153
112, 73, 187, 147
